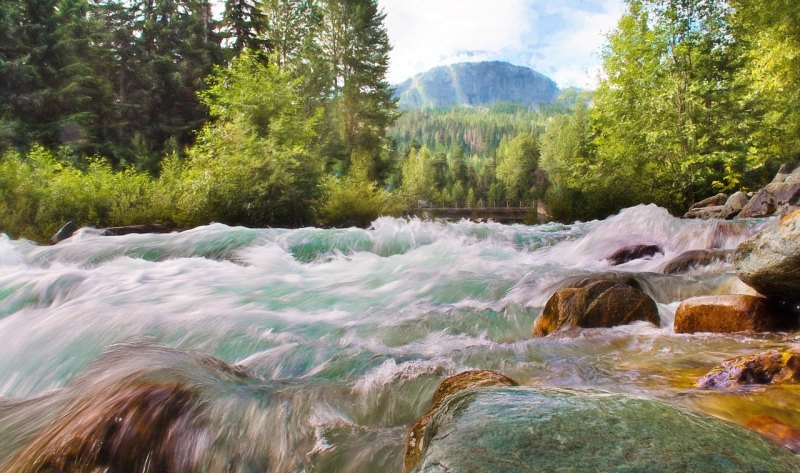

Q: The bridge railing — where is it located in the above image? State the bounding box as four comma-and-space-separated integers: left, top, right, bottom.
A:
412, 200, 538, 211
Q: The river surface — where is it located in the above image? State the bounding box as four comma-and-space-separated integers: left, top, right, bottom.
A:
0, 204, 798, 471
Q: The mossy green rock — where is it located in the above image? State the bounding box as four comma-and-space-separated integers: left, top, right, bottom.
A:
411, 387, 800, 473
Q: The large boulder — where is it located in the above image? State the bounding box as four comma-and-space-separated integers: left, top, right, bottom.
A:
405, 370, 518, 472
770, 164, 792, 184
533, 274, 659, 336
407, 385, 800, 473
674, 295, 794, 333
785, 165, 800, 184
721, 191, 750, 219
698, 347, 800, 389
739, 188, 778, 218
734, 209, 800, 308
662, 249, 733, 274
738, 183, 800, 218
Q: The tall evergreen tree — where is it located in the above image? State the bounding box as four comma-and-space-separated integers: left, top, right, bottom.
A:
222, 0, 269, 56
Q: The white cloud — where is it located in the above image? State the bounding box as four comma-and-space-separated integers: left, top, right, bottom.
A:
380, 0, 534, 83
378, 0, 626, 89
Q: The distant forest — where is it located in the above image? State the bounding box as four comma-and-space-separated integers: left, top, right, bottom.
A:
1, 0, 799, 240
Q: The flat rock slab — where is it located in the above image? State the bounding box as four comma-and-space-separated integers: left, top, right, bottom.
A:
674, 295, 794, 333
411, 387, 800, 473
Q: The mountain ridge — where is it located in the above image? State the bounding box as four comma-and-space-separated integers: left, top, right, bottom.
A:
393, 61, 560, 109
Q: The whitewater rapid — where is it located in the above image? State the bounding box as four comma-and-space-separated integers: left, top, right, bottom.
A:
0, 204, 794, 472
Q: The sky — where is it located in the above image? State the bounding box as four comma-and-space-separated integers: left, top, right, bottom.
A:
377, 0, 627, 89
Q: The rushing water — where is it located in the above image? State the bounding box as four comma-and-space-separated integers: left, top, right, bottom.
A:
0, 204, 798, 471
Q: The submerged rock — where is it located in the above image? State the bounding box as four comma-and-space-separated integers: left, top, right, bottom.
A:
746, 416, 800, 453
405, 370, 518, 472
408, 386, 800, 473
735, 209, 800, 308
533, 275, 659, 336
674, 295, 794, 334
662, 249, 733, 274
606, 244, 663, 265
698, 348, 800, 389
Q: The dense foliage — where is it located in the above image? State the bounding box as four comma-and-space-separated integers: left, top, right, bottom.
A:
2, 0, 800, 239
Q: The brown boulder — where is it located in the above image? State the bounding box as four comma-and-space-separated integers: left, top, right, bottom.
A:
405, 370, 518, 472
698, 347, 800, 389
738, 188, 777, 218
735, 209, 800, 307
606, 244, 663, 265
674, 295, 794, 334
662, 249, 733, 274
2, 382, 196, 473
533, 276, 659, 336
738, 183, 800, 218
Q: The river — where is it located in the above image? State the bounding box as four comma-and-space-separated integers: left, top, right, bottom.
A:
0, 204, 798, 471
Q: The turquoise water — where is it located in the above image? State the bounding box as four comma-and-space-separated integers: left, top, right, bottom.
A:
0, 205, 797, 471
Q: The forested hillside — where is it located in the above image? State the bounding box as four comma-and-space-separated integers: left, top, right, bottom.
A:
1, 0, 800, 240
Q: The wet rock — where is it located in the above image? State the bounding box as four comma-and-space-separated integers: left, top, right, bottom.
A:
3, 382, 197, 473
735, 209, 800, 307
606, 244, 663, 265
533, 275, 659, 336
50, 221, 77, 245
721, 191, 750, 219
405, 370, 517, 472
689, 193, 728, 210
746, 416, 800, 453
674, 295, 794, 333
100, 224, 171, 236
698, 347, 800, 389
662, 249, 733, 274
408, 386, 800, 473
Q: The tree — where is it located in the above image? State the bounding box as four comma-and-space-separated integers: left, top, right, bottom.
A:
495, 133, 539, 202
176, 51, 324, 227
315, 0, 397, 169
400, 146, 436, 204
730, 0, 800, 168
592, 0, 747, 212
222, 0, 269, 56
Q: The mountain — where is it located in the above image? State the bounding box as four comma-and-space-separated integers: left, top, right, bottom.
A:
393, 61, 560, 109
